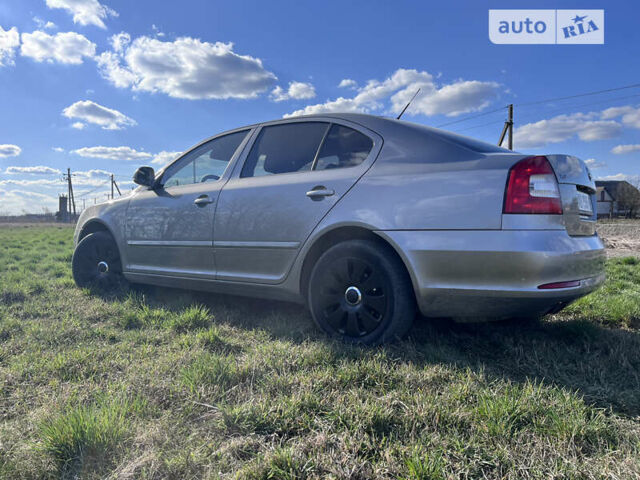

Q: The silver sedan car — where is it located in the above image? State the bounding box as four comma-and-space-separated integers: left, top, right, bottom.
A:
72, 113, 605, 344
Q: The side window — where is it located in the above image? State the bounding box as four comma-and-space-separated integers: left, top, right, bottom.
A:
241, 122, 328, 178
314, 124, 373, 171
162, 130, 248, 188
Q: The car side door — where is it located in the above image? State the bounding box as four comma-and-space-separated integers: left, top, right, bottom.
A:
124, 129, 251, 278
214, 120, 381, 284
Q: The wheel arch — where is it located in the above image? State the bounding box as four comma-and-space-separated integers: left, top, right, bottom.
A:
298, 225, 419, 302
77, 219, 117, 244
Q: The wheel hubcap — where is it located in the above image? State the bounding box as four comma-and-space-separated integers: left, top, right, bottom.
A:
97, 261, 109, 274
314, 256, 389, 338
344, 286, 362, 306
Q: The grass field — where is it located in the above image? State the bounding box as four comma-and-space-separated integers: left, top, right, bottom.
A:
1, 226, 639, 479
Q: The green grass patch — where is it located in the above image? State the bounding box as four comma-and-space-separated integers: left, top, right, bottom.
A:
0, 225, 639, 478
39, 394, 147, 476
565, 257, 640, 328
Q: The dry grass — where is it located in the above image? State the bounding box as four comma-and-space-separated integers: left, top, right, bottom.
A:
1, 226, 640, 479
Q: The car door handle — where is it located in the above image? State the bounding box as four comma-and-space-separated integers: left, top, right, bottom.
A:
194, 195, 214, 207
306, 187, 335, 199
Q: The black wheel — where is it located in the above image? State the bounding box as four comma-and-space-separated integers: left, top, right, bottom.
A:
307, 239, 416, 344
72, 231, 125, 292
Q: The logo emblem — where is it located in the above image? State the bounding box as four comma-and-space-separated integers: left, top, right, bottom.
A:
489, 10, 604, 44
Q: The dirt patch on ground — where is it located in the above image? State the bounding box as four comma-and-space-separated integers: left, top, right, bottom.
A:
598, 222, 640, 258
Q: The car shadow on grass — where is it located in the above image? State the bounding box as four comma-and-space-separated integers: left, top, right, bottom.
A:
113, 283, 640, 418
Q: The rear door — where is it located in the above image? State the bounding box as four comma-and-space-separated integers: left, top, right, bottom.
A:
124, 130, 250, 278
214, 120, 381, 284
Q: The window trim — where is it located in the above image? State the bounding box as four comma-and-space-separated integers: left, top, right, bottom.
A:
310, 123, 332, 171
156, 128, 252, 189
237, 120, 377, 180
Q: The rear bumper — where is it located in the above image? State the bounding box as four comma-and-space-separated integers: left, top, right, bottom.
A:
376, 230, 605, 319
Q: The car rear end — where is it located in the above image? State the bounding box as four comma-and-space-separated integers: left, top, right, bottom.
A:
373, 149, 605, 320
486, 153, 605, 317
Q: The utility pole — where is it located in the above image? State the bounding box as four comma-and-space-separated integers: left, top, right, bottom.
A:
63, 168, 77, 217
498, 104, 514, 150
111, 175, 121, 198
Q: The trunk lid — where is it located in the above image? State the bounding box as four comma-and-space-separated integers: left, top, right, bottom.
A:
546, 154, 597, 236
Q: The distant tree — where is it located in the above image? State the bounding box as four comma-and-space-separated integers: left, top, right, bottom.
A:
616, 182, 640, 218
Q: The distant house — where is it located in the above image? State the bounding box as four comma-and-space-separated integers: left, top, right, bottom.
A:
595, 180, 640, 218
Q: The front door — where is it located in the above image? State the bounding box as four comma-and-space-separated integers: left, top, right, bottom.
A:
214, 121, 378, 284
124, 130, 250, 278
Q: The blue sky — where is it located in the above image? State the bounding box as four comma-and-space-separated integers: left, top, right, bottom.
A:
0, 0, 639, 214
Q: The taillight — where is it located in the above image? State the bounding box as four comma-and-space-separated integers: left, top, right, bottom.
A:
503, 156, 563, 215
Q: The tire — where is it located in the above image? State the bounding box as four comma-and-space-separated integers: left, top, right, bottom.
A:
307, 239, 416, 344
72, 231, 125, 292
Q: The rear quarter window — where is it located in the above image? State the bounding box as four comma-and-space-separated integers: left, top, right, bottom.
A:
434, 130, 512, 153
314, 124, 373, 171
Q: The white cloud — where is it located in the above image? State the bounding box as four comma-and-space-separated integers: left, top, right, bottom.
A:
20, 30, 96, 64
611, 144, 640, 155
75, 168, 111, 177
45, 0, 118, 29
601, 105, 640, 129
408, 80, 500, 117
286, 68, 500, 118
151, 150, 182, 166
597, 173, 640, 185
0, 178, 60, 187
0, 174, 108, 188
514, 112, 622, 149
0, 26, 20, 66
151, 24, 165, 38
72, 122, 86, 129
72, 146, 152, 161
33, 17, 56, 30
62, 100, 136, 130
270, 81, 316, 102
110, 31, 130, 52
0, 188, 58, 215
338, 78, 357, 89
0, 144, 21, 157
97, 34, 277, 100
5, 166, 61, 175
584, 158, 607, 169
52, 147, 65, 152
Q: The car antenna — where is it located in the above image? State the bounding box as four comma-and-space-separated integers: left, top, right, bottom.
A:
396, 88, 421, 120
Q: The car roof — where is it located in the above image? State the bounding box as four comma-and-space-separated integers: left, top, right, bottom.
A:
266, 113, 512, 154
258, 112, 418, 134
243, 113, 511, 154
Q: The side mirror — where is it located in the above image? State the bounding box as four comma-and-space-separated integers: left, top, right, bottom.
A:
133, 166, 156, 188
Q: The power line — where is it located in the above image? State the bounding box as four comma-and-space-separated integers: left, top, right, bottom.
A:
435, 105, 507, 128
76, 181, 110, 198
516, 92, 640, 123
454, 119, 506, 133
448, 91, 640, 135
514, 82, 640, 108
434, 82, 640, 130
